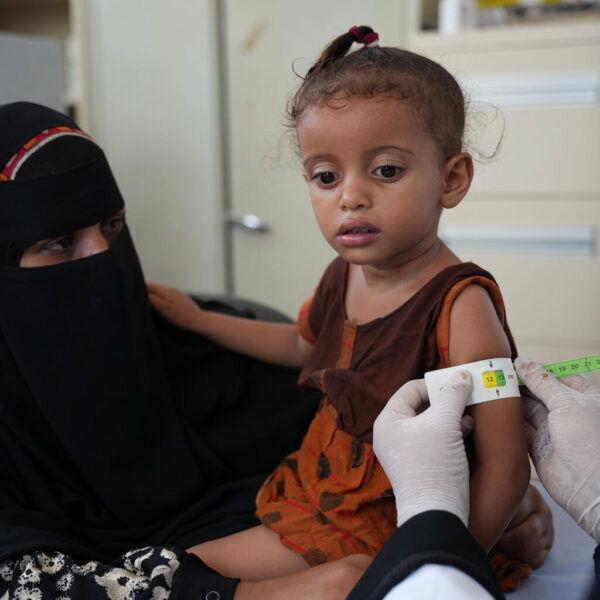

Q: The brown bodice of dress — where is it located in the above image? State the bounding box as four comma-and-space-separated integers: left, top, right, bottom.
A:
297, 257, 517, 442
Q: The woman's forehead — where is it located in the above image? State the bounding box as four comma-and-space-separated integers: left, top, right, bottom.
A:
0, 155, 125, 244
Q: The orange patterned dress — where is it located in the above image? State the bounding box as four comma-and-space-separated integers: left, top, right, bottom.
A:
256, 258, 531, 591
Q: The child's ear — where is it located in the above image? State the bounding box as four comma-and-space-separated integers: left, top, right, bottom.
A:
440, 153, 474, 209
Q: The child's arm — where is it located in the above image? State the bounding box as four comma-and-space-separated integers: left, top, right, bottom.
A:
147, 282, 313, 368
448, 284, 530, 552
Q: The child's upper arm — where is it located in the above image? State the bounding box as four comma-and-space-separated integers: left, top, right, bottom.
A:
447, 283, 511, 366
448, 283, 529, 548
298, 335, 315, 364
447, 282, 520, 433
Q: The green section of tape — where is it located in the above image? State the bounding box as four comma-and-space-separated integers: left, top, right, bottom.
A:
517, 354, 600, 385
495, 370, 506, 386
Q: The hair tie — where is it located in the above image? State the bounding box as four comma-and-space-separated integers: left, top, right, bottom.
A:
348, 26, 379, 46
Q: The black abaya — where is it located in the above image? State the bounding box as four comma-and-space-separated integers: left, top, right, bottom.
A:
0, 102, 318, 595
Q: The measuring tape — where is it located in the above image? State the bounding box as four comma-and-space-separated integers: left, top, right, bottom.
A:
425, 358, 519, 406
516, 355, 600, 384
425, 354, 600, 407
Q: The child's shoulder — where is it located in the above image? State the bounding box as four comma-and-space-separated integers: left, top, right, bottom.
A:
446, 267, 513, 366
421, 261, 499, 304
437, 260, 496, 283
440, 261, 505, 314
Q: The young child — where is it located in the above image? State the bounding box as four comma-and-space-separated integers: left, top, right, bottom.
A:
148, 26, 531, 591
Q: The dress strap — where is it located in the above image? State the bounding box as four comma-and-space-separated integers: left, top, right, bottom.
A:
298, 295, 317, 344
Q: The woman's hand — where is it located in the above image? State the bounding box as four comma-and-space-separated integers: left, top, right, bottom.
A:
492, 484, 554, 568
147, 282, 206, 333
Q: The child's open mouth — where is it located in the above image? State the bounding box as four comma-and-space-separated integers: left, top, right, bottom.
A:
337, 220, 379, 247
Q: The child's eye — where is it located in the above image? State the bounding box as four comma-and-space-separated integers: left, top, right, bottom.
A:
313, 171, 338, 185
374, 165, 403, 179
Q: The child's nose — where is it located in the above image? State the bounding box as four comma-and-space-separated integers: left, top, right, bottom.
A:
339, 176, 371, 211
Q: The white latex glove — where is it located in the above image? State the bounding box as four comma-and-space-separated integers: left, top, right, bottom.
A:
516, 356, 600, 544
373, 371, 472, 528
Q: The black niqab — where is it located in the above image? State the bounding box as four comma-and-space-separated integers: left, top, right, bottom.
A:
0, 102, 317, 563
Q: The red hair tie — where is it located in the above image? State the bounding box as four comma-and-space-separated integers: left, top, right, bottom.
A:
348, 26, 379, 46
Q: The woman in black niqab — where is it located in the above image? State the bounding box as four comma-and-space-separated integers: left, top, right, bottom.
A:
0, 102, 317, 598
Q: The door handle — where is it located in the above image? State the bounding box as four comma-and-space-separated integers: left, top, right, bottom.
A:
225, 212, 270, 232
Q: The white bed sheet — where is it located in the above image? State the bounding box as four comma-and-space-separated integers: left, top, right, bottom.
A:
511, 482, 595, 599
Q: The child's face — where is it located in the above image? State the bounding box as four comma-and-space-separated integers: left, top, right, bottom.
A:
298, 96, 449, 271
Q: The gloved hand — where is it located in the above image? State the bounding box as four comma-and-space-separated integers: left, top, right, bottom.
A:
373, 371, 472, 528
516, 357, 600, 544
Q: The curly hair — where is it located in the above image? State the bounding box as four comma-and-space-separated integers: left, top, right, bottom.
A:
288, 26, 466, 162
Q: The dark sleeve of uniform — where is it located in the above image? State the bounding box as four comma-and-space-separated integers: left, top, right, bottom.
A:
347, 511, 505, 600
590, 546, 600, 600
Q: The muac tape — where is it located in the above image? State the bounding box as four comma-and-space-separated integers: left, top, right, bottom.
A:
425, 358, 519, 406
425, 355, 600, 406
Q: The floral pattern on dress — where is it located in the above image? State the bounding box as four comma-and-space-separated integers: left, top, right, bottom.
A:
0, 547, 183, 600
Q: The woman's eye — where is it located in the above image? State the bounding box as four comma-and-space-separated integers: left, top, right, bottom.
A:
102, 215, 125, 238
375, 165, 403, 179
315, 171, 338, 185
45, 236, 73, 252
